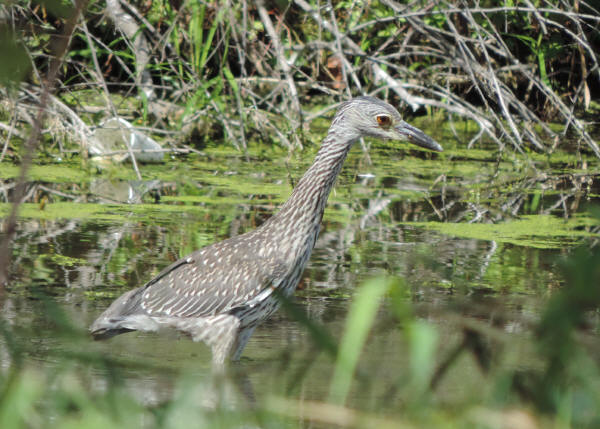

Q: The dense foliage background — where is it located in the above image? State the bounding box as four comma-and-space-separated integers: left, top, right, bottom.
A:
1, 0, 599, 156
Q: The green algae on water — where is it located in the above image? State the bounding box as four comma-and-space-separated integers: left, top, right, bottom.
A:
409, 214, 598, 249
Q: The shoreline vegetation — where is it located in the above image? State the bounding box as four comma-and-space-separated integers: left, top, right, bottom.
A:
0, 0, 598, 159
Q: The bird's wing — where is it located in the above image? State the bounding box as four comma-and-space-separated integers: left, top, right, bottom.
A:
137, 239, 288, 319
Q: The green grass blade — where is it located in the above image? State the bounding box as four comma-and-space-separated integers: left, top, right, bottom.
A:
199, 7, 225, 74
328, 277, 392, 405
189, 2, 205, 73
406, 321, 438, 396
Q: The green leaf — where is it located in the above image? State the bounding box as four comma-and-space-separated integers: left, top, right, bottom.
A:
407, 321, 438, 394
328, 277, 392, 405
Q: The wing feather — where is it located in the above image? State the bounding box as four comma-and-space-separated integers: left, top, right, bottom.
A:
138, 237, 287, 318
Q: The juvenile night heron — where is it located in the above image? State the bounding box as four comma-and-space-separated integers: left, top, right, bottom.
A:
90, 96, 443, 365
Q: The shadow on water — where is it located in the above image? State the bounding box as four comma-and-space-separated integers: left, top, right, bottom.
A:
1, 140, 599, 426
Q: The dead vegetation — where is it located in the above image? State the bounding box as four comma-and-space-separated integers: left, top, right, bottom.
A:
0, 0, 598, 159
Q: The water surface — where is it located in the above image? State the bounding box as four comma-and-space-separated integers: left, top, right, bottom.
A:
1, 136, 599, 420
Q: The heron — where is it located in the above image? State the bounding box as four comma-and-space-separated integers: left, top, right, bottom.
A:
90, 96, 443, 366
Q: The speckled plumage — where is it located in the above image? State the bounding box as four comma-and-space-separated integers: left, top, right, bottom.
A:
90, 97, 442, 366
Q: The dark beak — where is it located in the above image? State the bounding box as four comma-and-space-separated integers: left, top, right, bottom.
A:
396, 121, 443, 152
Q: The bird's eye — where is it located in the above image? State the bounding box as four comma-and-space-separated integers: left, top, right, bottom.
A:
376, 115, 392, 127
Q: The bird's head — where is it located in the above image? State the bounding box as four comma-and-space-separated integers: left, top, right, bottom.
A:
334, 96, 443, 152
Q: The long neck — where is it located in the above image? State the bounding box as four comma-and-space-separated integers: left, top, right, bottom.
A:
261, 129, 357, 261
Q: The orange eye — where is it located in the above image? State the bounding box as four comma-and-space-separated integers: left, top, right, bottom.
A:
376, 115, 391, 127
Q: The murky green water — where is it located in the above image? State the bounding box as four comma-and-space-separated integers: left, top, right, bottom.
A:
1, 135, 599, 418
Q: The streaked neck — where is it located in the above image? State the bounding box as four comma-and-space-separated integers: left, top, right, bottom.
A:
264, 129, 357, 259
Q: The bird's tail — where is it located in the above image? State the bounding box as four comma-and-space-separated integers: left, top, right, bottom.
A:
89, 287, 146, 340
90, 326, 135, 340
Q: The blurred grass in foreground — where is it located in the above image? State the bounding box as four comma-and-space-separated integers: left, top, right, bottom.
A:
1, 241, 599, 429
